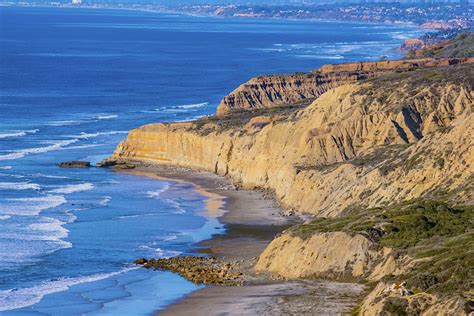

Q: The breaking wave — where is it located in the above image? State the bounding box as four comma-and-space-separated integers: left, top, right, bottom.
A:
0, 267, 137, 312
49, 183, 94, 194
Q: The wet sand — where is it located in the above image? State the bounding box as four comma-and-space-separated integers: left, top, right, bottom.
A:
119, 164, 365, 315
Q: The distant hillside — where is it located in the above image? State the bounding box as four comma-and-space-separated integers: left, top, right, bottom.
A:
408, 32, 474, 58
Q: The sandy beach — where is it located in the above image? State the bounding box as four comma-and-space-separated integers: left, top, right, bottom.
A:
119, 165, 366, 315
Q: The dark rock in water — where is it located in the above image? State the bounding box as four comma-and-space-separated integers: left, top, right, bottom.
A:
96, 159, 117, 168
57, 161, 91, 168
133, 258, 148, 265
96, 159, 135, 169
114, 163, 135, 170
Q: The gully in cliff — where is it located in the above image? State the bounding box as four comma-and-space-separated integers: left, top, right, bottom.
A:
109, 54, 474, 315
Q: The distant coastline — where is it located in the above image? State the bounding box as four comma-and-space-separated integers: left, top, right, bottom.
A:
1, 1, 469, 30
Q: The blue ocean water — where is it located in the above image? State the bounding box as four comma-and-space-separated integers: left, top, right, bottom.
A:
0, 6, 423, 315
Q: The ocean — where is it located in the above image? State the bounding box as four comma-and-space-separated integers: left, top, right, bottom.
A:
0, 6, 423, 315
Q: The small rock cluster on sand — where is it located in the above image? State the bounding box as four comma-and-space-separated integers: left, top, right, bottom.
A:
134, 256, 244, 286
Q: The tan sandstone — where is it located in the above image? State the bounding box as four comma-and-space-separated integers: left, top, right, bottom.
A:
111, 69, 474, 217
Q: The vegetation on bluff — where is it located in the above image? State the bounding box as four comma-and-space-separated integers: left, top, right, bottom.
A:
294, 200, 473, 298
407, 32, 474, 59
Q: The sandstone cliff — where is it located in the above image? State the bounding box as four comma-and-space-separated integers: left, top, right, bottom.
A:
255, 200, 473, 315
108, 61, 474, 315
255, 232, 391, 280
111, 63, 473, 217
216, 57, 474, 116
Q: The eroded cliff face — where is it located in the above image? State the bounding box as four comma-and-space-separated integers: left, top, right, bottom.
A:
109, 62, 474, 315
359, 282, 470, 316
112, 64, 474, 217
255, 232, 388, 280
216, 58, 474, 115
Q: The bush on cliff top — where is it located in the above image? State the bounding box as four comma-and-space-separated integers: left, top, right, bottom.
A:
297, 200, 472, 247
294, 200, 473, 296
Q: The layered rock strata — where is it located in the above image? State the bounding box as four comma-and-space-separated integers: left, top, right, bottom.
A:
109, 61, 474, 315
216, 57, 474, 115
109, 63, 473, 217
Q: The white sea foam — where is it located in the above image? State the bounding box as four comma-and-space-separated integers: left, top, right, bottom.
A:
0, 152, 26, 160
27, 217, 69, 241
257, 40, 395, 60
144, 102, 208, 113
139, 245, 181, 258
165, 199, 186, 214
49, 183, 94, 194
162, 234, 180, 241
296, 54, 344, 60
31, 173, 70, 179
47, 114, 117, 126
47, 120, 84, 127
174, 102, 208, 109
0, 215, 11, 221
390, 32, 410, 40
0, 166, 12, 170
0, 139, 78, 161
115, 213, 162, 219
0, 267, 137, 312
95, 114, 118, 120
73, 131, 128, 139
146, 184, 170, 199
0, 182, 40, 191
176, 115, 205, 122
0, 173, 24, 179
65, 144, 102, 150
153, 248, 181, 258
99, 196, 112, 206
0, 131, 27, 139
0, 129, 39, 139
147, 186, 185, 214
0, 195, 66, 216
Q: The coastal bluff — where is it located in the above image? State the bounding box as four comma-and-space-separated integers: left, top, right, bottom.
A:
105, 60, 474, 315
108, 61, 473, 217
216, 57, 474, 115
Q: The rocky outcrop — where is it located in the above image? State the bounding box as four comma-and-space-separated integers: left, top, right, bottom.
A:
400, 38, 426, 52
359, 282, 470, 315
56, 161, 91, 168
255, 231, 414, 282
255, 232, 383, 280
110, 63, 474, 217
134, 256, 244, 286
216, 58, 474, 115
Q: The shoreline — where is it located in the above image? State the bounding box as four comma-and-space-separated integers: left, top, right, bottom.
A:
1, 3, 424, 29
117, 164, 367, 315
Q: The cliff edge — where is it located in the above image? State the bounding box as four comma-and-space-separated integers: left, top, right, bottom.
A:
107, 60, 474, 315
110, 63, 473, 217
216, 57, 473, 116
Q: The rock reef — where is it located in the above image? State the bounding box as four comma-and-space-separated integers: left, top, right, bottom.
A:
134, 256, 244, 286
57, 161, 91, 168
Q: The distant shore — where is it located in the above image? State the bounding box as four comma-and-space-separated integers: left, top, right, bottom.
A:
117, 164, 366, 315
0, 3, 424, 28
